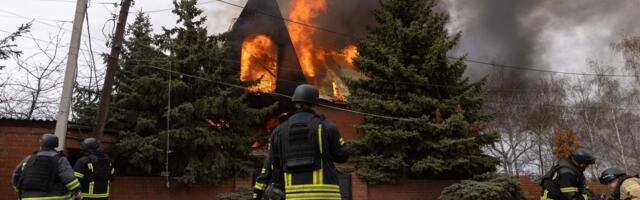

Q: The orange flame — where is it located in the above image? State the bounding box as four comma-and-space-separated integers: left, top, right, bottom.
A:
287, 1, 359, 101
240, 34, 278, 93
288, 0, 327, 79
332, 81, 344, 102
341, 44, 358, 65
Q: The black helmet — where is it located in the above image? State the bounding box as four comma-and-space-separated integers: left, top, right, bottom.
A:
39, 133, 59, 149
81, 138, 100, 152
570, 148, 596, 165
291, 84, 319, 105
278, 113, 289, 123
599, 167, 626, 184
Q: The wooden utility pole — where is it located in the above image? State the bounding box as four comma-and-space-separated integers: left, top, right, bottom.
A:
93, 0, 132, 140
54, 0, 88, 151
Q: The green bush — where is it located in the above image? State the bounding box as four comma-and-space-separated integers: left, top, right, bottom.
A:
217, 187, 253, 200
439, 173, 531, 200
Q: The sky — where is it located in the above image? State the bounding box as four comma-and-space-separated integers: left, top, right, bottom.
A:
1, 0, 639, 118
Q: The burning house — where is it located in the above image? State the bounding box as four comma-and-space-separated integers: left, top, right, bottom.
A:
226, 0, 365, 141
227, 0, 360, 104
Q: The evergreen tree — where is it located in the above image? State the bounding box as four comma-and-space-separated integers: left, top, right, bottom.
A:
114, 1, 274, 184
348, 0, 499, 183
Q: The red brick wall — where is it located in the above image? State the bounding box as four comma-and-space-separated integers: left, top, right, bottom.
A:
315, 106, 363, 140
1, 119, 463, 200
366, 179, 458, 200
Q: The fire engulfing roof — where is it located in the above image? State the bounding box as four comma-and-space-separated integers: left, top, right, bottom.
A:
227, 0, 306, 97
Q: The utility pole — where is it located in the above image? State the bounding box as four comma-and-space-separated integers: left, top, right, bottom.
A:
54, 0, 88, 151
93, 0, 132, 140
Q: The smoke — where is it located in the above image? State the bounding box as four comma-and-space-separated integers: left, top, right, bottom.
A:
443, 0, 640, 80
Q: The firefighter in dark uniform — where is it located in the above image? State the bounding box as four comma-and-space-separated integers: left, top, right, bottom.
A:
73, 138, 115, 200
12, 133, 82, 200
254, 113, 289, 200
269, 84, 349, 200
599, 167, 640, 200
540, 148, 596, 200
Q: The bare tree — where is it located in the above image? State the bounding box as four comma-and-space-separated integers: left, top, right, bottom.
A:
0, 27, 66, 119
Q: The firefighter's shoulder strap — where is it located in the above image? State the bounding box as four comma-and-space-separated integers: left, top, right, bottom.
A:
87, 154, 112, 181
18, 151, 61, 192
540, 163, 580, 200
281, 114, 324, 173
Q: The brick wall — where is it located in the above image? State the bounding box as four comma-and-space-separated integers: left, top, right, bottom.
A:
1, 118, 463, 200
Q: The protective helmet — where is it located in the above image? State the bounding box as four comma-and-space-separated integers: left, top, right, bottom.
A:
570, 148, 596, 165
81, 138, 100, 152
291, 84, 319, 105
599, 167, 626, 184
278, 113, 289, 123
39, 133, 59, 149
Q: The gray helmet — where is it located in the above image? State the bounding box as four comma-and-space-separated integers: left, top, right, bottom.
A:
570, 148, 596, 165
291, 84, 319, 105
39, 133, 59, 149
81, 138, 100, 152
599, 167, 626, 184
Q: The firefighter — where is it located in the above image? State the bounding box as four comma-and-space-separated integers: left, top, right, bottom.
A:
599, 167, 640, 200
12, 133, 82, 200
269, 84, 349, 200
73, 138, 115, 200
540, 147, 596, 200
254, 113, 289, 200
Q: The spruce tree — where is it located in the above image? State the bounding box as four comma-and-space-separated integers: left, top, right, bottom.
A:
114, 1, 274, 184
348, 0, 500, 183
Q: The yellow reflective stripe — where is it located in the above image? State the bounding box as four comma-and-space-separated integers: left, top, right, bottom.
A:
339, 138, 345, 145
318, 124, 323, 154
285, 173, 292, 186
313, 169, 318, 184
252, 193, 257, 198
255, 182, 266, 190
21, 162, 27, 170
626, 183, 640, 191
541, 190, 549, 200
111, 167, 115, 175
74, 172, 84, 178
83, 193, 110, 198
89, 181, 95, 194
560, 187, 578, 193
21, 194, 71, 200
552, 172, 558, 180
88, 163, 94, 172
66, 179, 80, 190
583, 194, 589, 200
261, 168, 267, 174
319, 162, 323, 184
286, 192, 341, 200
285, 184, 340, 192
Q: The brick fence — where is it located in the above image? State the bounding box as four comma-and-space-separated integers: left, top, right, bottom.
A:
1, 118, 616, 200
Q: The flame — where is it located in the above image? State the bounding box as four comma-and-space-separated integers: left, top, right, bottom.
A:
341, 44, 358, 65
287, 1, 359, 101
240, 34, 278, 93
332, 81, 344, 102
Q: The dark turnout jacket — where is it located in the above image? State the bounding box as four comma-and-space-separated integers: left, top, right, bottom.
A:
270, 109, 349, 200
12, 149, 81, 200
73, 152, 115, 199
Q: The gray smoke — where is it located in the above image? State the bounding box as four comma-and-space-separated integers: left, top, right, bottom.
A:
444, 0, 640, 80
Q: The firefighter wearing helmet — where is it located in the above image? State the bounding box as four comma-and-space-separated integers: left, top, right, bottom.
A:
540, 148, 596, 200
264, 84, 349, 200
12, 133, 83, 200
73, 138, 115, 200
599, 167, 640, 200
